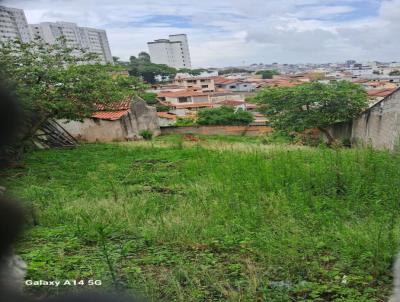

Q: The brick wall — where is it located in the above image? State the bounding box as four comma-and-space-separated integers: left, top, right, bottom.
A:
160, 125, 273, 136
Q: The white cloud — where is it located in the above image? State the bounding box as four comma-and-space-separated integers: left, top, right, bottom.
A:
1, 0, 399, 66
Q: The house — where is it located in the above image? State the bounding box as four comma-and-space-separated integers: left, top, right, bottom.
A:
173, 76, 216, 92
158, 90, 210, 104
214, 77, 256, 92
59, 97, 160, 142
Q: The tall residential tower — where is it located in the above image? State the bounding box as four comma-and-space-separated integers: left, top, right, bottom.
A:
0, 5, 31, 43
147, 34, 192, 69
29, 22, 113, 64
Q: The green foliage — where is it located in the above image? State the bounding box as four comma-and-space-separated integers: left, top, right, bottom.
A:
5, 142, 400, 300
139, 130, 153, 140
261, 130, 294, 145
255, 81, 368, 142
137, 51, 151, 62
256, 69, 280, 79
139, 92, 158, 105
175, 117, 196, 126
389, 70, 400, 76
128, 53, 177, 84
0, 38, 147, 151
112, 56, 129, 67
197, 106, 254, 126
156, 105, 171, 112
178, 68, 209, 76
218, 68, 252, 75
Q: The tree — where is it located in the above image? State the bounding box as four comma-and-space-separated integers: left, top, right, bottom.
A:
256, 70, 280, 79
178, 68, 208, 76
128, 53, 177, 84
138, 51, 151, 62
113, 56, 129, 67
139, 92, 158, 105
254, 81, 367, 144
389, 70, 400, 76
0, 38, 147, 156
219, 68, 252, 75
197, 106, 254, 126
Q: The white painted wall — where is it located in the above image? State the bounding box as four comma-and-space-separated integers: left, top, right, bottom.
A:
148, 34, 192, 69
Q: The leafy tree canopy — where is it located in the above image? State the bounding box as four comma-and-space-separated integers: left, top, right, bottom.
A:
219, 68, 252, 75
127, 52, 177, 84
178, 68, 209, 76
389, 70, 400, 76
256, 69, 280, 79
197, 106, 254, 126
254, 81, 368, 143
0, 38, 147, 153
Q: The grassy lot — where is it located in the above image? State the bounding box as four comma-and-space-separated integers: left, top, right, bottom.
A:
3, 135, 400, 301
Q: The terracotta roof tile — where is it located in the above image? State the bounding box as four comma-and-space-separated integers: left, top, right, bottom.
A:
92, 110, 129, 121
157, 112, 177, 120
96, 99, 131, 111
367, 89, 397, 97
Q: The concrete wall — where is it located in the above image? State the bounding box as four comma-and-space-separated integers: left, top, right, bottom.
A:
161, 125, 272, 136
328, 121, 353, 143
59, 98, 160, 142
351, 89, 400, 149
59, 116, 133, 142
328, 89, 400, 150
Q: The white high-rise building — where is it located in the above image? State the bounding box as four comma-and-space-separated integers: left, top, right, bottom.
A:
0, 5, 31, 43
29, 22, 113, 64
147, 34, 192, 69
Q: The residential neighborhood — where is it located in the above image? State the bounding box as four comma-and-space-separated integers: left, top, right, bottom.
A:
1, 1, 400, 302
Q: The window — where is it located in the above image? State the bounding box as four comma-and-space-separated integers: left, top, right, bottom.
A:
202, 85, 209, 88
178, 97, 188, 103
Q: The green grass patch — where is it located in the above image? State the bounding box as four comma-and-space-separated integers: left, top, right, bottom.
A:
3, 141, 400, 301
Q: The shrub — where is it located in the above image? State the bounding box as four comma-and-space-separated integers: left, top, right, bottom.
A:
197, 106, 254, 126
139, 92, 158, 105
139, 129, 153, 140
175, 117, 196, 126
156, 105, 171, 112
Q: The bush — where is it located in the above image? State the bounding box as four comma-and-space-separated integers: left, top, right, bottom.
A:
256, 69, 279, 79
140, 92, 158, 105
197, 106, 254, 126
156, 105, 171, 112
139, 129, 153, 140
175, 117, 196, 126
261, 130, 294, 144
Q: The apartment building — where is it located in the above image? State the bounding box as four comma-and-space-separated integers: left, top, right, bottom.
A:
173, 77, 215, 92
147, 34, 192, 69
0, 5, 31, 43
29, 22, 113, 64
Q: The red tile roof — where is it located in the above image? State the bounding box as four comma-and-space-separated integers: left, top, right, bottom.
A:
367, 89, 397, 98
95, 99, 131, 111
157, 112, 177, 120
214, 77, 238, 85
215, 100, 246, 106
92, 110, 129, 121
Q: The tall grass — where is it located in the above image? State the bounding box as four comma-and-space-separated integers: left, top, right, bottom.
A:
4, 141, 400, 301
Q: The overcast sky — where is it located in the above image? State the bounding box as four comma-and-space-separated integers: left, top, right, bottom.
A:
2, 0, 400, 67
